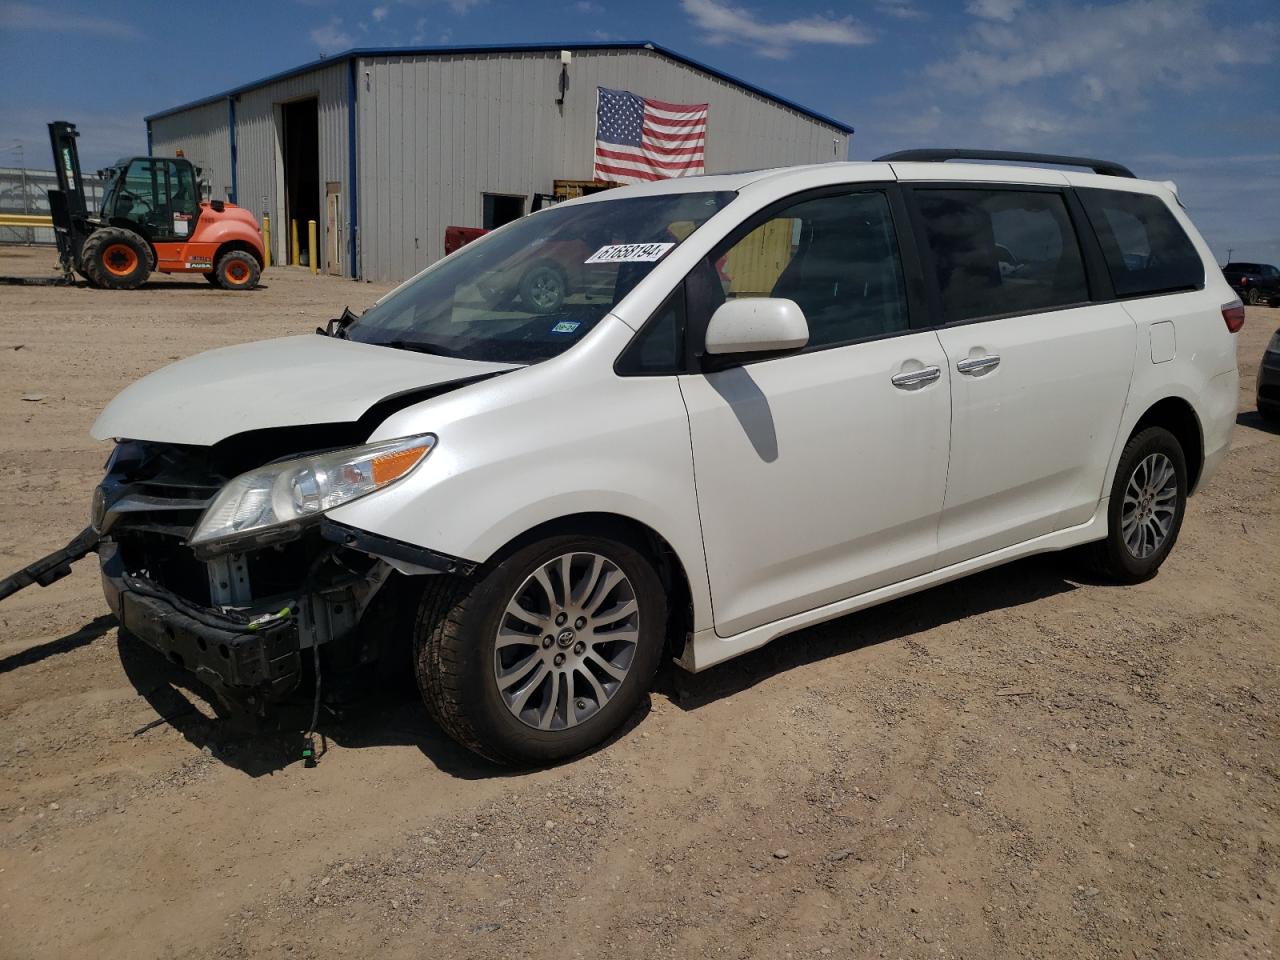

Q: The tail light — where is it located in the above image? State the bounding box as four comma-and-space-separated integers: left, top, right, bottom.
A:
1222, 300, 1245, 333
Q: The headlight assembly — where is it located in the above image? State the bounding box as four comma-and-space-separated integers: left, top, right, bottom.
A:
190, 434, 435, 547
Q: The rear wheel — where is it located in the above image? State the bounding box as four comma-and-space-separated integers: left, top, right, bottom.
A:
80, 227, 150, 290
414, 533, 666, 765
1083, 426, 1187, 583
518, 264, 567, 314
1247, 288, 1262, 306
213, 251, 261, 290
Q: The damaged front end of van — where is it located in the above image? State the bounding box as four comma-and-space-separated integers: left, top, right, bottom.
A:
87, 333, 510, 714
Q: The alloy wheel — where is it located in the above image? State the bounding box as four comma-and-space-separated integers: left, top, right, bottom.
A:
493, 552, 640, 731
1120, 452, 1178, 559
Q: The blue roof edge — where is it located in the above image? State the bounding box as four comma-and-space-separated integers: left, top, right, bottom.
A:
143, 40, 855, 134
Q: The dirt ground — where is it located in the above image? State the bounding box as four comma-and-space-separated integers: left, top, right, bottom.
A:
0, 242, 1276, 960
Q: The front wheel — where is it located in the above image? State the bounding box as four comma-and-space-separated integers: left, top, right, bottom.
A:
1084, 426, 1187, 583
414, 534, 667, 765
80, 227, 150, 290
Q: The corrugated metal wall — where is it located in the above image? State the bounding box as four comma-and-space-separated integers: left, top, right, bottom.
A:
150, 101, 234, 202
151, 64, 349, 270
234, 62, 349, 268
357, 47, 849, 281
147, 47, 850, 282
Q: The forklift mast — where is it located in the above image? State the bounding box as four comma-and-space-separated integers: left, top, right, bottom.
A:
47, 121, 91, 275
48, 121, 89, 218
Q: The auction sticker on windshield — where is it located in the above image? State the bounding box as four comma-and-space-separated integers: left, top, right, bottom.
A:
584, 242, 675, 264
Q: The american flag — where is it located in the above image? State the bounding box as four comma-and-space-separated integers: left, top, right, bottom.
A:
593, 86, 708, 184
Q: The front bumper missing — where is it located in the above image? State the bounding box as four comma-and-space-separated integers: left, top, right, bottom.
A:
101, 542, 302, 708
98, 521, 471, 713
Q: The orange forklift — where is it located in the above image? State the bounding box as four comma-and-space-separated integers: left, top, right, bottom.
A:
48, 121, 265, 290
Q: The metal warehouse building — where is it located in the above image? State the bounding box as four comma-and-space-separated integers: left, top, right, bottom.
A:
146, 41, 854, 283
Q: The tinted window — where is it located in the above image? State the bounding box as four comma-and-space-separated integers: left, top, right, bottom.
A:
915, 188, 1090, 323
710, 190, 908, 349
1078, 188, 1204, 297
1225, 263, 1261, 273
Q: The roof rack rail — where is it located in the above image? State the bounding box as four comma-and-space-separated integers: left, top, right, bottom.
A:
874, 149, 1135, 179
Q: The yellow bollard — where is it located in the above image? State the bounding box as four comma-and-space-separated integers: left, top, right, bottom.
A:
308, 220, 318, 275
261, 215, 272, 268
290, 219, 300, 266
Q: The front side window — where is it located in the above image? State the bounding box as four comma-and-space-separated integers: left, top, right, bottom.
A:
116, 159, 164, 227
707, 190, 909, 349
347, 191, 735, 364
1077, 188, 1204, 297
914, 188, 1090, 323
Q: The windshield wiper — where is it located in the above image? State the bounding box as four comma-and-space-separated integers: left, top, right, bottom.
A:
316, 307, 360, 339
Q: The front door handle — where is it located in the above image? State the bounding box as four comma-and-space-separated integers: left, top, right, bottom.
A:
890, 365, 941, 388
956, 354, 1001, 375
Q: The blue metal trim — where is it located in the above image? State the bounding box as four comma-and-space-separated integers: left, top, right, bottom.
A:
143, 41, 854, 134
227, 97, 238, 204
347, 58, 360, 280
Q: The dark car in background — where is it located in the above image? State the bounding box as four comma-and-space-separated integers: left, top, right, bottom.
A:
1259, 328, 1280, 423
1223, 262, 1280, 306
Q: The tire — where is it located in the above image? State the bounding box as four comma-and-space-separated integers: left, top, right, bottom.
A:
414, 533, 667, 765
213, 250, 261, 290
204, 272, 220, 285
518, 264, 567, 314
1247, 288, 1262, 306
1083, 426, 1187, 583
80, 227, 150, 290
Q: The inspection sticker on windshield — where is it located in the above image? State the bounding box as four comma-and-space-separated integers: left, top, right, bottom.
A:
584, 242, 674, 264
550, 321, 580, 334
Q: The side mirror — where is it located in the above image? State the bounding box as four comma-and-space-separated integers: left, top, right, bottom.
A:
705, 298, 809, 358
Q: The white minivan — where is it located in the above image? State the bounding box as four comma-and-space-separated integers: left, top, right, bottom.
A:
90, 151, 1242, 764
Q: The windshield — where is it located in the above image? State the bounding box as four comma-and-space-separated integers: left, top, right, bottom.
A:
346, 191, 736, 363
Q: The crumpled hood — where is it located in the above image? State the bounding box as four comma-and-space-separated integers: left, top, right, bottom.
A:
91, 335, 516, 445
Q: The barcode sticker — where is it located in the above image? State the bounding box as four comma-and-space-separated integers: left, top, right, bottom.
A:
584, 242, 674, 264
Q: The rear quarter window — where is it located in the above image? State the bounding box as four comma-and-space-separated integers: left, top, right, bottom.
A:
1078, 188, 1204, 298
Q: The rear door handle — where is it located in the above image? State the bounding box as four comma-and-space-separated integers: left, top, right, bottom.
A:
956, 354, 1001, 375
890, 365, 941, 388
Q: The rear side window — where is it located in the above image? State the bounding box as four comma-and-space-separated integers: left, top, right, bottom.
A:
1078, 188, 1204, 297
914, 188, 1090, 323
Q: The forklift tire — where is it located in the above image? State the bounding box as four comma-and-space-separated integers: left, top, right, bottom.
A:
213, 251, 261, 291
81, 228, 150, 290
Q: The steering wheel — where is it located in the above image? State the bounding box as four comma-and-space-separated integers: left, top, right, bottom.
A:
119, 191, 153, 216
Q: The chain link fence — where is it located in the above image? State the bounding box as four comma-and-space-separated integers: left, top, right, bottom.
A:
0, 167, 106, 245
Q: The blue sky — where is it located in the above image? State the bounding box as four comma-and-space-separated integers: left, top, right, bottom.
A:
1, 0, 1277, 263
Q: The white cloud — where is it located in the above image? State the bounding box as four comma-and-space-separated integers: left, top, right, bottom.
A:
929, 0, 1275, 110
371, 5, 389, 21
876, 0, 927, 21
0, 1, 142, 38
575, 0, 603, 11
965, 0, 1023, 22
311, 17, 353, 53
680, 0, 874, 59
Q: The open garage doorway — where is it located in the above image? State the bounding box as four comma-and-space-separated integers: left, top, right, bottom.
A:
280, 98, 319, 268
